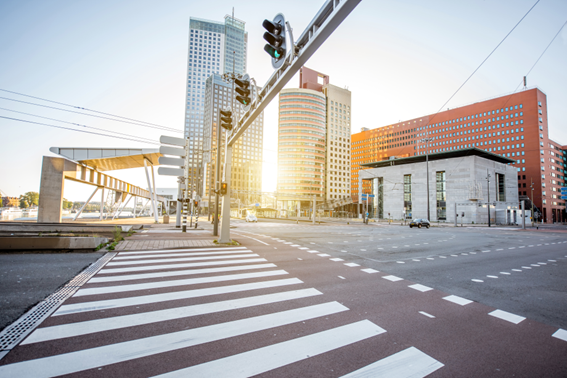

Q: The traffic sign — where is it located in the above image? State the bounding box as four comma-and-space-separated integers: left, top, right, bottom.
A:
561, 195, 567, 200
368, 194, 375, 198
157, 167, 184, 177
561, 187, 567, 193
158, 156, 185, 167
160, 135, 186, 147
159, 145, 186, 157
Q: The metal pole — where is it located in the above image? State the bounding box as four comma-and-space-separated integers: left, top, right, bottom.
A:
214, 107, 222, 237
521, 200, 525, 229
73, 187, 98, 221
176, 183, 182, 228
487, 169, 491, 227
454, 202, 457, 227
312, 195, 316, 224
426, 141, 430, 221
530, 179, 534, 227
150, 163, 159, 223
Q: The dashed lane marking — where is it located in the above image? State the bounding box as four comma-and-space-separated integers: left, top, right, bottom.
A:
489, 309, 526, 324
409, 284, 432, 292
419, 311, 436, 319
344, 263, 360, 267
552, 329, 567, 342
487, 275, 498, 279
443, 295, 472, 306
317, 254, 330, 257
361, 268, 379, 274
330, 258, 344, 262
471, 279, 484, 283
382, 275, 403, 282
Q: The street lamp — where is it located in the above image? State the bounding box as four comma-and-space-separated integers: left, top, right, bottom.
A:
486, 169, 491, 227
419, 137, 433, 221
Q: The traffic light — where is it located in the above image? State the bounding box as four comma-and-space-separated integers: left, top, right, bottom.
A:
234, 75, 251, 106
262, 14, 286, 69
220, 182, 228, 195
193, 200, 198, 207
220, 108, 232, 131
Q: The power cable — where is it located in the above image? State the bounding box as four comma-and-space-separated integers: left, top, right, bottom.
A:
514, 18, 567, 92
0, 88, 181, 132
0, 96, 182, 133
0, 116, 160, 145
0, 107, 157, 144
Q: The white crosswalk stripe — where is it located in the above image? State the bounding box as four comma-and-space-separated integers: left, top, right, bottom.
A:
1, 246, 443, 377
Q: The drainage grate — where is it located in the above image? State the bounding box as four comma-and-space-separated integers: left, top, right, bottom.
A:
0, 252, 116, 357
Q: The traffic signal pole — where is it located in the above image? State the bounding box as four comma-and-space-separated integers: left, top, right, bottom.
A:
219, 133, 233, 243
213, 107, 222, 237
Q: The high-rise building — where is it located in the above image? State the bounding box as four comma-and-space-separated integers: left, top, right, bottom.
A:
351, 87, 566, 223
277, 67, 352, 215
202, 74, 263, 210
183, 15, 247, 195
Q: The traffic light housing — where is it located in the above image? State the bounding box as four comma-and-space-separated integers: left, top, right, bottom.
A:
219, 108, 232, 131
262, 14, 286, 69
234, 75, 251, 106
220, 182, 228, 195
193, 200, 198, 207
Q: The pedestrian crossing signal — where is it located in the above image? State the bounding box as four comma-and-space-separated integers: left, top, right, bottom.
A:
220, 182, 228, 195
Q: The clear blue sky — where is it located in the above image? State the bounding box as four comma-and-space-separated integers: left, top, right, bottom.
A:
1, 0, 566, 201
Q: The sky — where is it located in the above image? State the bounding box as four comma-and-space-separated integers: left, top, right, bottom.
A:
0, 0, 566, 201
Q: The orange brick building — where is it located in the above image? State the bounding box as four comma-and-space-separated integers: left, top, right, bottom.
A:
351, 88, 566, 223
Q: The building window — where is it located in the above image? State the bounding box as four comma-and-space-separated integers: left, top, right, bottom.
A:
404, 174, 412, 219
436, 171, 446, 220
496, 173, 505, 201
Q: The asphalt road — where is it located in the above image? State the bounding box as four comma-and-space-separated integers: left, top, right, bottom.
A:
1, 220, 566, 377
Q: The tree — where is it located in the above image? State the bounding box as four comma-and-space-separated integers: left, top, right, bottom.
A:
23, 191, 39, 207
19, 197, 29, 209
0, 197, 3, 207
62, 198, 73, 210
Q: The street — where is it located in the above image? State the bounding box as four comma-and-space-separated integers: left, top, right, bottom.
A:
0, 219, 566, 377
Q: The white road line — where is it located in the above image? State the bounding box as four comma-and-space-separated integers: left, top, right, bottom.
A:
426, 258, 434, 260
23, 288, 323, 345
538, 262, 547, 265
298, 247, 308, 250
522, 266, 532, 269
1, 302, 348, 378
117, 246, 247, 256
470, 252, 477, 255
340, 346, 444, 378
307, 250, 319, 253
500, 272, 511, 275
496, 248, 503, 251
512, 269, 522, 272
552, 329, 567, 342
548, 260, 557, 262
344, 263, 360, 267
318, 254, 330, 257
397, 261, 405, 264
338, 276, 345, 279
382, 275, 403, 282
361, 268, 379, 274
54, 278, 303, 316
487, 275, 498, 279
106, 253, 257, 266
443, 295, 472, 306
471, 279, 484, 283
232, 233, 269, 245
75, 270, 290, 297
330, 258, 344, 262
98, 258, 268, 274
409, 284, 432, 292
291, 244, 300, 247
489, 309, 525, 324
482, 250, 491, 252
113, 250, 252, 260
419, 311, 436, 319
439, 256, 447, 259
89, 263, 278, 283
155, 320, 386, 378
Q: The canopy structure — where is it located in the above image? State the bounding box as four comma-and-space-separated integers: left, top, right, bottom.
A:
38, 148, 167, 223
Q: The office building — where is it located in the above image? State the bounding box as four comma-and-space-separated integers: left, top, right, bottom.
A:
183, 15, 248, 195
277, 67, 351, 215
202, 74, 263, 210
351, 88, 566, 222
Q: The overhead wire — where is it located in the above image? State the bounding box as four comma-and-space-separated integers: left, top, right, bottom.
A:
0, 96, 183, 133
0, 88, 182, 133
0, 116, 160, 145
0, 107, 158, 145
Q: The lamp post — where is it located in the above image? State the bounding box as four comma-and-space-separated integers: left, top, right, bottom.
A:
420, 137, 433, 221
530, 178, 534, 227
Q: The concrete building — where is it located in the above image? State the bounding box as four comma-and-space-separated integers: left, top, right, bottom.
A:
202, 74, 263, 211
359, 148, 520, 224
277, 67, 352, 215
351, 87, 566, 222
183, 15, 248, 195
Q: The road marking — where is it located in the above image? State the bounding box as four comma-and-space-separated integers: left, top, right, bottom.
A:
426, 258, 434, 260
75, 270, 290, 297
538, 262, 547, 265
531, 264, 540, 267
23, 288, 323, 345
450, 255, 458, 257
419, 311, 436, 318
341, 250, 348, 252
361, 268, 379, 274
519, 246, 525, 248
106, 253, 259, 266
482, 250, 491, 252
509, 247, 516, 250
90, 263, 278, 283
307, 250, 319, 253
552, 329, 567, 342
522, 266, 532, 269
291, 244, 300, 247
99, 258, 269, 274
298, 258, 303, 260
298, 247, 308, 250
360, 249, 367, 251
487, 275, 498, 279
528, 245, 534, 247
489, 309, 525, 324
512, 269, 522, 272
317, 254, 330, 257
344, 263, 360, 267
409, 284, 432, 292
338, 276, 345, 279
392, 246, 398, 249
471, 279, 484, 283
284, 242, 292, 244
382, 275, 403, 282
340, 346, 444, 378
439, 256, 447, 258
396, 261, 405, 264
54, 278, 303, 316
443, 295, 472, 306
2, 302, 348, 378
500, 272, 511, 275
496, 248, 503, 251
156, 320, 385, 378
116, 246, 248, 256
470, 252, 477, 255
548, 260, 557, 262
330, 258, 344, 262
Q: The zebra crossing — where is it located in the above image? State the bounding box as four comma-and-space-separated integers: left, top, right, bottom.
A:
0, 246, 443, 377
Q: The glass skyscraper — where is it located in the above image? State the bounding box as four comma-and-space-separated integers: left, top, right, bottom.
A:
183, 15, 247, 195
